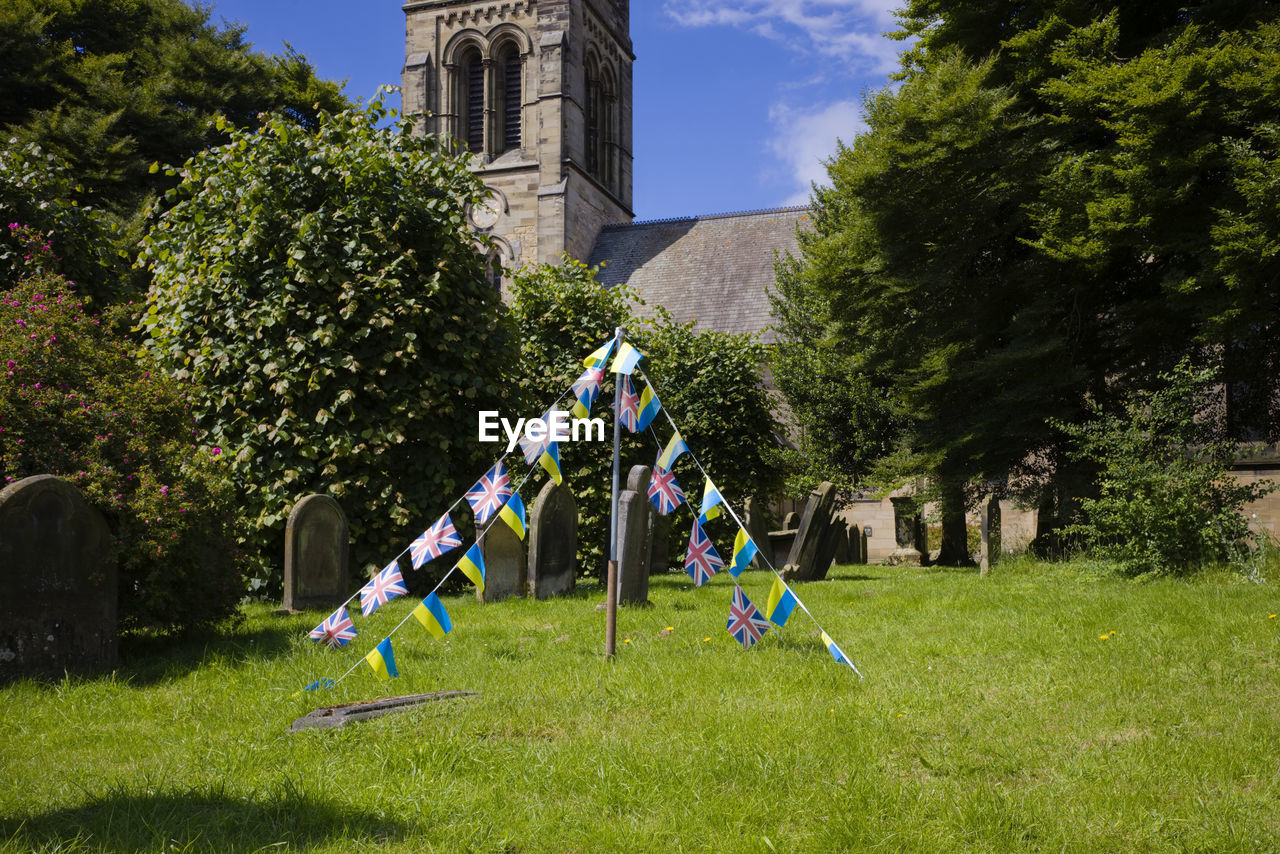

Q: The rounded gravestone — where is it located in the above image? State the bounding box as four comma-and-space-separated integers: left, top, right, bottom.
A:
618, 465, 652, 604
283, 495, 350, 611
0, 475, 117, 680
528, 480, 578, 599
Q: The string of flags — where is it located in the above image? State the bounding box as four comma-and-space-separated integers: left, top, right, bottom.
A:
301, 333, 861, 692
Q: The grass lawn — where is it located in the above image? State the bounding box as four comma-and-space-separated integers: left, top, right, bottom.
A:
2, 559, 1278, 853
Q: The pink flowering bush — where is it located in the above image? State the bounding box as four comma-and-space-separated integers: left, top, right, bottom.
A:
1, 226, 245, 634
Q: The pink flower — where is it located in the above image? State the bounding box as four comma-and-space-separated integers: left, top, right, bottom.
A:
211, 447, 222, 457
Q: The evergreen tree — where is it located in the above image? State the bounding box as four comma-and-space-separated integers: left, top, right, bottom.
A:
774, 0, 1280, 561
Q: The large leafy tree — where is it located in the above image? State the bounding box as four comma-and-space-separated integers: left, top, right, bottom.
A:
138, 98, 512, 589
776, 0, 1280, 561
0, 0, 345, 283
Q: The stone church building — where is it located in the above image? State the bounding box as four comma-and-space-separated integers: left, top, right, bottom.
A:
400, 0, 802, 346
402, 0, 1279, 558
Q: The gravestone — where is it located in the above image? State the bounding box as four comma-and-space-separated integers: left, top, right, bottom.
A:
887, 496, 923, 565
647, 510, 671, 576
617, 465, 652, 604
785, 481, 839, 582
783, 511, 799, 529
283, 495, 350, 612
0, 475, 116, 680
743, 497, 772, 570
528, 479, 577, 599
479, 516, 526, 603
979, 496, 1002, 577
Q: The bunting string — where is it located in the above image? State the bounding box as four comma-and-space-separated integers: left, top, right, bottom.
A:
634, 367, 864, 678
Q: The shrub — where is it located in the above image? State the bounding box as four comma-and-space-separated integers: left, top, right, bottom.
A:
1061, 361, 1277, 576
137, 96, 513, 591
507, 259, 782, 577
1, 226, 244, 634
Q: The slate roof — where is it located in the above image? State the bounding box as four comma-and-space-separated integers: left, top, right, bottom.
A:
588, 206, 811, 344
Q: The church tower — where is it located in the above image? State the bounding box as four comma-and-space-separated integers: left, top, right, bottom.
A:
402, 0, 634, 270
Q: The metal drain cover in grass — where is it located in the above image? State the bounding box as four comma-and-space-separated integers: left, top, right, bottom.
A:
291, 691, 477, 732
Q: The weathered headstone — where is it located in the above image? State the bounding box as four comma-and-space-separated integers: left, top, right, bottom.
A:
887, 496, 923, 565
0, 475, 117, 680
479, 515, 527, 603
646, 510, 671, 576
743, 497, 772, 570
528, 479, 577, 599
783, 511, 799, 529
283, 495, 350, 612
617, 465, 652, 604
785, 481, 839, 582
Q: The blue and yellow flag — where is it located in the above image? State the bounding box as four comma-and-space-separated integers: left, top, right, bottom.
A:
539, 442, 563, 485
413, 592, 453, 639
609, 342, 643, 375
635, 382, 661, 431
456, 543, 485, 592
699, 477, 724, 525
657, 431, 689, 470
765, 576, 797, 627
583, 339, 616, 369
365, 637, 399, 681
730, 528, 758, 578
499, 493, 527, 540
821, 631, 853, 668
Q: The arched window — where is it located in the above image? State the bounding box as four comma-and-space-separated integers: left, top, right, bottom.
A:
458, 46, 484, 153
600, 66, 617, 191
495, 43, 522, 154
584, 54, 602, 179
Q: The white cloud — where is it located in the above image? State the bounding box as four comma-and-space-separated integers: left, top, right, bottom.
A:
768, 99, 866, 205
665, 0, 907, 74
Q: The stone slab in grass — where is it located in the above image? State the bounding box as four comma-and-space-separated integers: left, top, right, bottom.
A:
290, 690, 478, 732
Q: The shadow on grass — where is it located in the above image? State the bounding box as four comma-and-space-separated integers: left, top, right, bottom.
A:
114, 619, 303, 686
1, 786, 411, 853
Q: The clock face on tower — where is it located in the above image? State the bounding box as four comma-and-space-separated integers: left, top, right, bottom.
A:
468, 195, 501, 231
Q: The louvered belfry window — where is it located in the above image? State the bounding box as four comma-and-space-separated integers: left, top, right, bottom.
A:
465, 54, 484, 153
502, 50, 521, 152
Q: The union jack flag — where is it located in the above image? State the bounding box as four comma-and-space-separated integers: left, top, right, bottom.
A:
684, 520, 724, 587
410, 512, 463, 568
465, 462, 512, 525
726, 586, 770, 649
308, 606, 356, 649
572, 365, 605, 409
648, 464, 686, 515
615, 376, 640, 431
359, 562, 409, 616
518, 408, 558, 464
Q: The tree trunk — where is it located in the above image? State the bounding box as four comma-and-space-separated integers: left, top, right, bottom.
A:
934, 478, 975, 566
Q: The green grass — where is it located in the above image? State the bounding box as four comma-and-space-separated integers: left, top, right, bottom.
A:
3, 560, 1279, 853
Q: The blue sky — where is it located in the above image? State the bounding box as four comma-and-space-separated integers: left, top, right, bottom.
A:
206, 1, 906, 221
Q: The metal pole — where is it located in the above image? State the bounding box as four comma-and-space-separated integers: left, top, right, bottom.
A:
605, 326, 624, 659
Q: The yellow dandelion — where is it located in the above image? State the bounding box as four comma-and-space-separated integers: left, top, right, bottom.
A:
666, 626, 674, 631
1110, 631, 1117, 636
623, 638, 631, 644
703, 637, 711, 643
1099, 634, 1109, 640
1270, 614, 1276, 619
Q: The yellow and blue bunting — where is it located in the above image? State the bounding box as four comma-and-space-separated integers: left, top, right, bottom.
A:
499, 493, 527, 540
729, 528, 758, 578
539, 442, 563, 485
609, 342, 643, 375
583, 339, 616, 369
364, 637, 399, 681
635, 382, 661, 431
413, 592, 453, 639
457, 543, 486, 592
657, 431, 690, 470
765, 577, 798, 627
699, 477, 724, 525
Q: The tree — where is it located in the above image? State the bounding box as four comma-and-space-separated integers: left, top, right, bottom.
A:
774, 1, 1280, 562
138, 97, 513, 590
1060, 361, 1276, 576
506, 260, 783, 576
2, 226, 244, 634
1, 0, 346, 287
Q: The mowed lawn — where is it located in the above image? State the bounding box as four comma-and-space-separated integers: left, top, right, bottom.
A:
2, 560, 1278, 853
